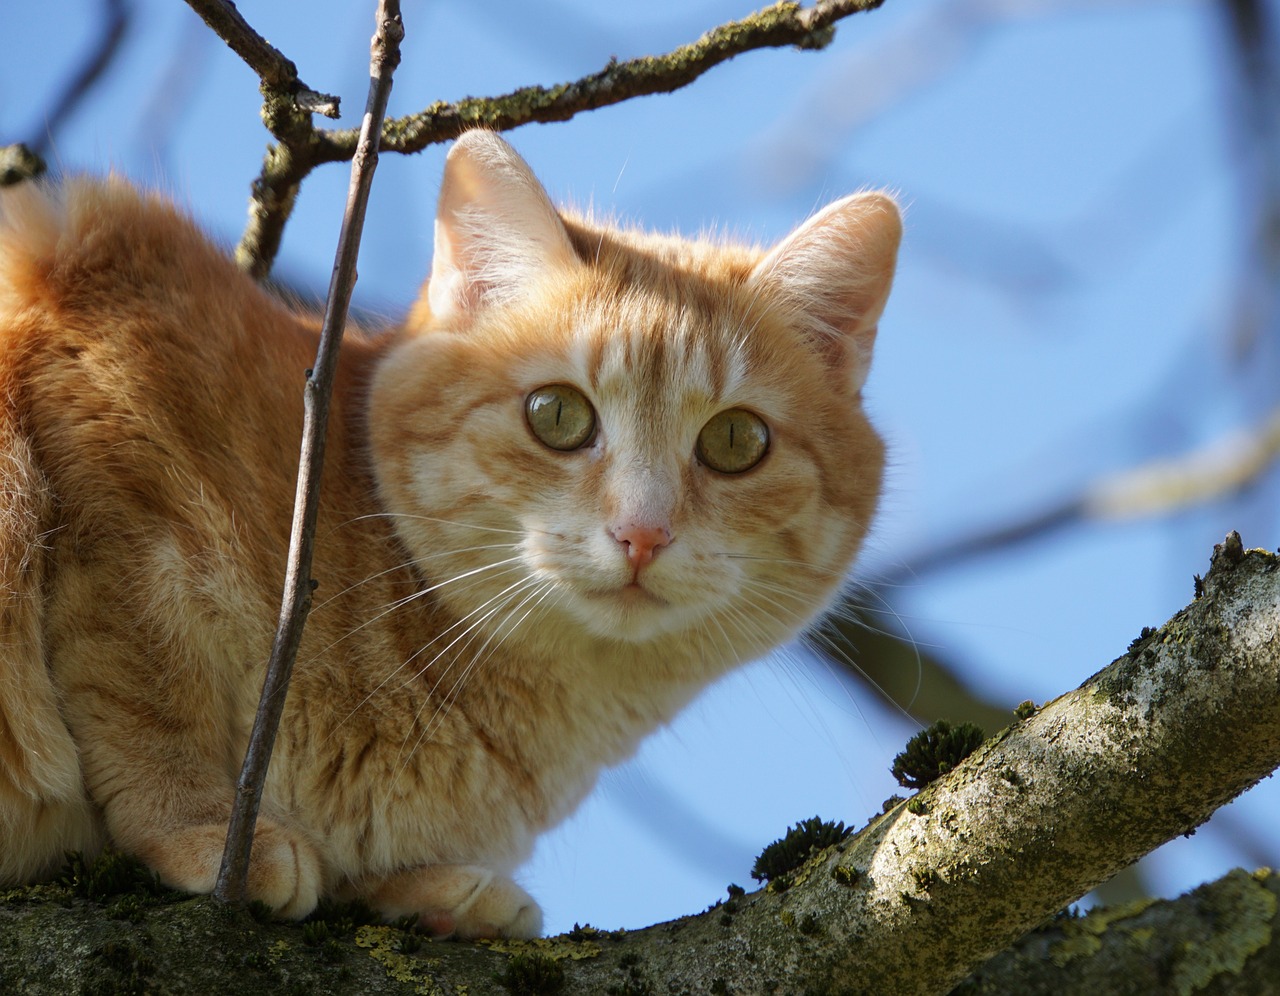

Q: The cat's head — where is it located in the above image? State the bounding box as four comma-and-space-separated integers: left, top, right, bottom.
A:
369, 131, 898, 672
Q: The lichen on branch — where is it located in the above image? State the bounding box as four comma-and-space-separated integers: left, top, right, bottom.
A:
222, 0, 886, 278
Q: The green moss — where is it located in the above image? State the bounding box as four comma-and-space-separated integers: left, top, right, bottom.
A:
831, 865, 861, 887
497, 952, 566, 995
1169, 869, 1277, 995
891, 720, 986, 790
1013, 699, 1038, 720
59, 849, 170, 903
1049, 898, 1157, 967
1127, 625, 1158, 654
751, 816, 852, 883
353, 924, 443, 993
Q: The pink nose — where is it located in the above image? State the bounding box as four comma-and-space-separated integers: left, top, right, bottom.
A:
611, 523, 672, 569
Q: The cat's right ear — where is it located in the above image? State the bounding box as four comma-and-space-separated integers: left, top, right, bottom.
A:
423, 131, 579, 328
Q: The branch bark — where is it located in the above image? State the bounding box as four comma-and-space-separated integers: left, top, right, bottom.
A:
213, 0, 404, 906
227, 0, 885, 278
182, 0, 341, 117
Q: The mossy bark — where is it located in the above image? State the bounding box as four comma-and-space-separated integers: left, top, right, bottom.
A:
3, 536, 1278, 994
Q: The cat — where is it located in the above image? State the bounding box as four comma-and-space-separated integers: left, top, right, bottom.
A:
0, 130, 899, 939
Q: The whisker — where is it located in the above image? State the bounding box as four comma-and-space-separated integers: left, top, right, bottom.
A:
392, 576, 556, 783
322, 563, 536, 739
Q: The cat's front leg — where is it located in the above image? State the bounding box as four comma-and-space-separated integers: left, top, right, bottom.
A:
62, 669, 325, 917
359, 864, 543, 939
129, 816, 324, 919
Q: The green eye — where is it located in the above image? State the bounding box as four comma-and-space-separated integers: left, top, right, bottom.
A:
526, 385, 596, 451
696, 408, 769, 474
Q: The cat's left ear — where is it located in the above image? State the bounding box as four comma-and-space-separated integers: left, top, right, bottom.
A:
749, 192, 901, 392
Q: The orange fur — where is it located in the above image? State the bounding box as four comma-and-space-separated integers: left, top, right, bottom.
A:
0, 132, 898, 937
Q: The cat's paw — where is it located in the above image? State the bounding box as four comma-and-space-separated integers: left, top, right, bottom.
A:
368, 864, 543, 940
134, 818, 323, 919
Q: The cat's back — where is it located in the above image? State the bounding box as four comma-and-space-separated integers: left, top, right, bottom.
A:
0, 179, 357, 543
0, 177, 313, 447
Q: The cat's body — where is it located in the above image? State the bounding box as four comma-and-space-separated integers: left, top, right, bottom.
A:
0, 132, 898, 937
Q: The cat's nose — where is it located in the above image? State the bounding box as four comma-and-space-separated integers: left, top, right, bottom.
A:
610, 523, 672, 570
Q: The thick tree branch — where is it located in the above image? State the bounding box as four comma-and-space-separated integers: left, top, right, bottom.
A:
232, 0, 885, 278
960, 868, 1280, 993
213, 0, 403, 906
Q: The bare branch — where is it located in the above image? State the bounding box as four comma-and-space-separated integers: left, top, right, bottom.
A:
233, 0, 886, 278
181, 0, 341, 118
213, 0, 403, 907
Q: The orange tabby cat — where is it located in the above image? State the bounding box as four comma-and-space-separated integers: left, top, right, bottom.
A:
0, 130, 898, 938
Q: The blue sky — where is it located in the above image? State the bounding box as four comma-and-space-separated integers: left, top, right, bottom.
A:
5, 0, 1277, 933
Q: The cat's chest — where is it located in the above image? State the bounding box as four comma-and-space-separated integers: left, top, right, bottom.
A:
272, 641, 677, 871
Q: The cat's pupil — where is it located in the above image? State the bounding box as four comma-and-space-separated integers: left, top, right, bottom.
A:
696, 408, 769, 474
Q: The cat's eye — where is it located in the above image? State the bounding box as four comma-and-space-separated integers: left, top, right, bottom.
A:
526, 385, 596, 451
696, 408, 769, 474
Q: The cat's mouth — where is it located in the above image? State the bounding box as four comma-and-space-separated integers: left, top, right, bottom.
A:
584, 582, 668, 609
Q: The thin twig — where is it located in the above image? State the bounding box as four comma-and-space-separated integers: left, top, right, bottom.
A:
234, 0, 885, 278
213, 0, 404, 906
182, 0, 341, 118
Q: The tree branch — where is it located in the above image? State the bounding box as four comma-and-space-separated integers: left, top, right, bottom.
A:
181, 0, 341, 118
231, 0, 885, 278
961, 868, 1280, 993
0, 144, 48, 187
213, 0, 403, 906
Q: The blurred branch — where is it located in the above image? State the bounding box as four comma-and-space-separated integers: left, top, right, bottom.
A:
29, 0, 130, 156
220, 0, 886, 278
182, 0, 341, 118
871, 404, 1280, 588
1220, 0, 1280, 362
